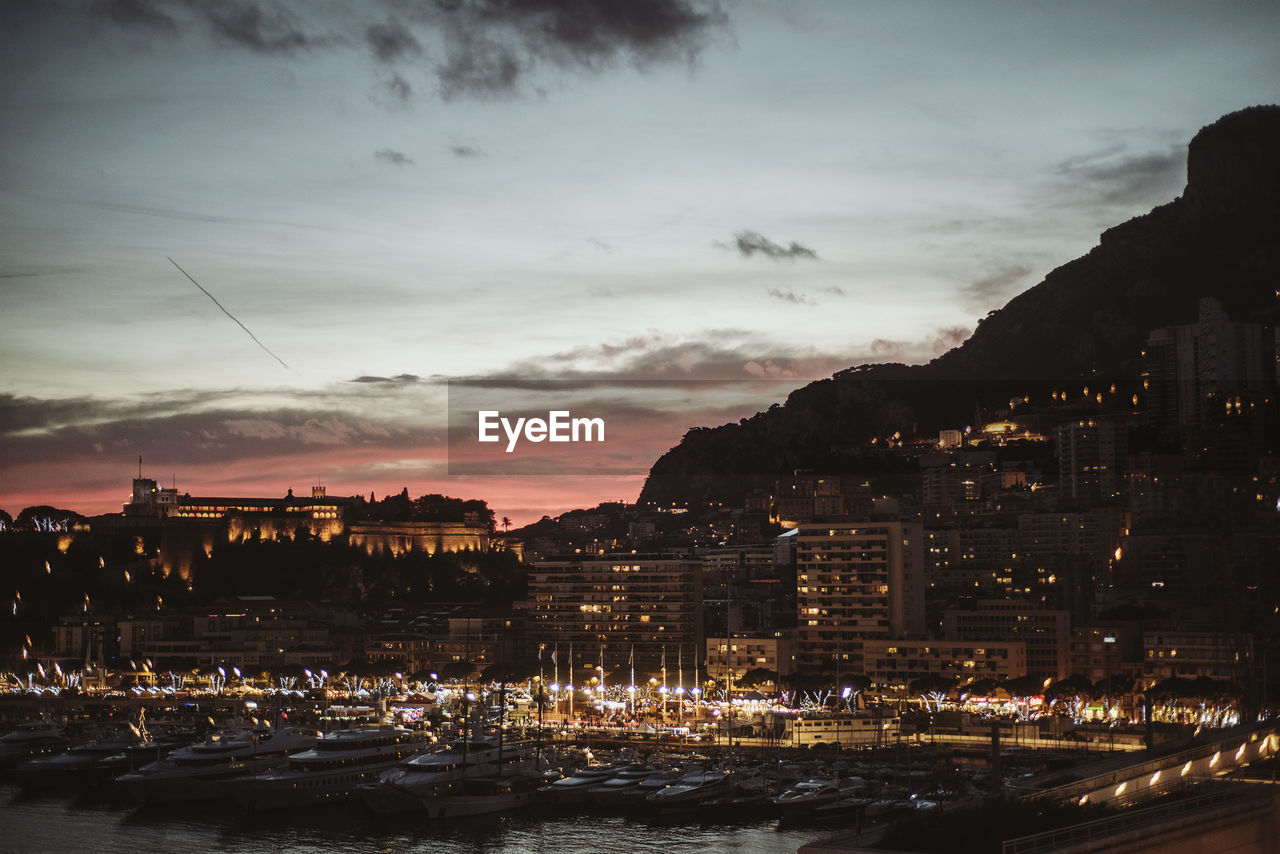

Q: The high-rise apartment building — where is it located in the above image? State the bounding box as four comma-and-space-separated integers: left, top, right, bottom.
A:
795, 520, 924, 673
526, 557, 703, 680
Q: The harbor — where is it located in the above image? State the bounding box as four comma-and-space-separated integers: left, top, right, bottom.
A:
2, 688, 1278, 853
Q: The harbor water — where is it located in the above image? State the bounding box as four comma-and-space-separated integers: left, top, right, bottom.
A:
0, 785, 826, 854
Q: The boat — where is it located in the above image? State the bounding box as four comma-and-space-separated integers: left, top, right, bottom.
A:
645, 769, 733, 810
227, 724, 428, 812
396, 773, 543, 819
770, 778, 845, 816
0, 721, 68, 768
539, 762, 632, 806
116, 724, 320, 805
589, 765, 661, 806
14, 726, 184, 791
356, 736, 537, 815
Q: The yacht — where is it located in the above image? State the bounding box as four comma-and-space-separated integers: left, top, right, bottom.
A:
14, 728, 184, 790
539, 763, 630, 806
228, 725, 428, 812
357, 737, 537, 815
645, 769, 733, 809
771, 778, 845, 816
117, 725, 320, 805
0, 721, 68, 768
590, 765, 660, 806
416, 773, 541, 819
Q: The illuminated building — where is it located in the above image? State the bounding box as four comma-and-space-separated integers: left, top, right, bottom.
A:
795, 520, 925, 673
525, 556, 703, 677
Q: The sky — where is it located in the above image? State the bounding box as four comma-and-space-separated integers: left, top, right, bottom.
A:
1, 0, 1278, 525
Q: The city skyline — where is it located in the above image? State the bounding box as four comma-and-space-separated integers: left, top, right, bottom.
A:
3, 1, 1278, 524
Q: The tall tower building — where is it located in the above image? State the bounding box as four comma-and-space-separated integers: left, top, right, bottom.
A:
795, 520, 924, 673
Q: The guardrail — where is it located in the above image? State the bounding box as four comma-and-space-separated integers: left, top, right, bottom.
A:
1001, 785, 1266, 854
1008, 721, 1280, 805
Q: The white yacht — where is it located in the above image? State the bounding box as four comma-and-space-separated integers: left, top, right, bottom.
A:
589, 766, 661, 806
771, 778, 845, 816
228, 725, 428, 812
539, 763, 630, 806
645, 769, 733, 809
357, 737, 537, 815
116, 725, 320, 805
15, 727, 184, 790
0, 721, 68, 768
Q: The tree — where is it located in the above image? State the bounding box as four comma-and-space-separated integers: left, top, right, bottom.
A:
910, 674, 956, 711
440, 660, 475, 681
738, 667, 780, 689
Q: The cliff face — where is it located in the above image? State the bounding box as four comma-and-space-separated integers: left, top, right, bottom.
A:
639, 106, 1280, 509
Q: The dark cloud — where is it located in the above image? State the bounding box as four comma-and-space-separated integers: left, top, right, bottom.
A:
366, 18, 421, 62
1, 390, 243, 436
349, 374, 422, 384
587, 236, 612, 253
729, 230, 819, 260
450, 144, 484, 157
929, 325, 972, 354
89, 0, 177, 31
429, 0, 726, 98
79, 1, 727, 100
191, 0, 317, 54
456, 332, 886, 389
0, 390, 438, 477
0, 267, 85, 280
374, 147, 414, 166
766, 288, 815, 305
1054, 143, 1185, 207
960, 263, 1033, 312
437, 31, 522, 100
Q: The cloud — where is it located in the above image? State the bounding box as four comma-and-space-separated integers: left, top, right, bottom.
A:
192, 0, 318, 54
766, 288, 815, 305
89, 0, 177, 31
727, 230, 819, 260
436, 31, 522, 100
428, 0, 727, 98
929, 325, 972, 353
383, 74, 413, 101
366, 18, 421, 62
587, 237, 612, 253
450, 144, 483, 157
0, 267, 85, 280
79, 1, 728, 100
374, 147, 413, 166
349, 374, 422, 384
960, 263, 1033, 312
1053, 143, 1185, 207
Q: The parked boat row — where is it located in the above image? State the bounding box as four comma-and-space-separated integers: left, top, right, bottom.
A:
1, 716, 978, 824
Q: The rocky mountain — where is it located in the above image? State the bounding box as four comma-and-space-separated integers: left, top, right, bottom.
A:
639, 106, 1280, 509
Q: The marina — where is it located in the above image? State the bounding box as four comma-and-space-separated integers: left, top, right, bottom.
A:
4, 703, 1276, 854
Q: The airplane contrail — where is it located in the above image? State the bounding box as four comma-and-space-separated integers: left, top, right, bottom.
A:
167, 257, 289, 370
